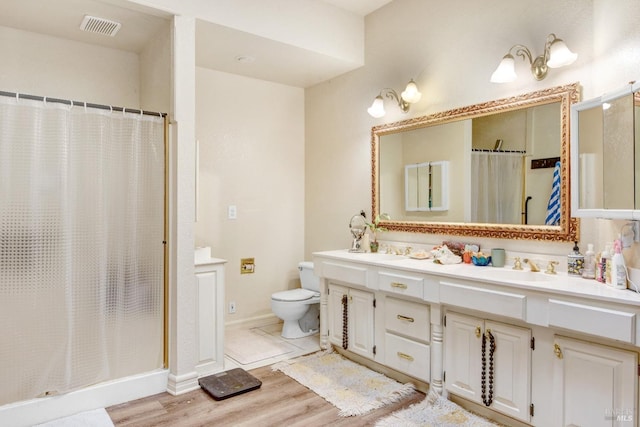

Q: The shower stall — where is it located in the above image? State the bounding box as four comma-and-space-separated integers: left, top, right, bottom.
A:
0, 93, 166, 408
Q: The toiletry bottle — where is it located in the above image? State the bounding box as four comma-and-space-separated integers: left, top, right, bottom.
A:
604, 243, 613, 285
567, 241, 584, 276
599, 243, 611, 283
595, 250, 603, 282
582, 243, 596, 279
610, 239, 627, 290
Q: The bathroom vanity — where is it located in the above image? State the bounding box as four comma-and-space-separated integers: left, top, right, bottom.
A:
314, 249, 640, 426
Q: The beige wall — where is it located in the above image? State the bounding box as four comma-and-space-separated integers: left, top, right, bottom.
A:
0, 26, 141, 107
194, 68, 305, 322
305, 0, 640, 262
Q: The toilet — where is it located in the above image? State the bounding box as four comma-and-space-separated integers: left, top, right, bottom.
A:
271, 261, 320, 339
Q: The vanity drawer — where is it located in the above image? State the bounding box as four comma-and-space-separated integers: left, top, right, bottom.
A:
378, 270, 424, 299
385, 297, 430, 342
322, 261, 369, 287
384, 333, 430, 382
440, 281, 526, 320
548, 299, 636, 343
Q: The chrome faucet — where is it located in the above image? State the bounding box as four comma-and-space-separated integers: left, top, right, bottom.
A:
523, 258, 540, 272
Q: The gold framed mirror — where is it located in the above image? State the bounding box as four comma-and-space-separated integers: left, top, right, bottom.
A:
372, 83, 580, 241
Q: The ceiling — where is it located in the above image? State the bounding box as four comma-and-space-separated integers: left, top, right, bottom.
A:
0, 0, 393, 88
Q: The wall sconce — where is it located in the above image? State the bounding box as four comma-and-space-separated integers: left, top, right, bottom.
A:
367, 79, 422, 118
490, 33, 577, 83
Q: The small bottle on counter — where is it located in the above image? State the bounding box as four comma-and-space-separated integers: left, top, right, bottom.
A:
604, 243, 613, 284
581, 243, 596, 279
567, 241, 584, 276
599, 243, 611, 283
610, 239, 627, 290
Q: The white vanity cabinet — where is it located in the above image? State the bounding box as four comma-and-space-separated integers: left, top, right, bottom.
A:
444, 312, 532, 423
313, 250, 640, 426
552, 336, 637, 426
327, 283, 376, 360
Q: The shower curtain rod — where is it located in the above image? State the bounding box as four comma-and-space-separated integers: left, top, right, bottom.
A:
0, 90, 166, 118
472, 148, 526, 153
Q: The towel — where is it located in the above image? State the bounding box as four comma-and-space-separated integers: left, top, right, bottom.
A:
545, 161, 561, 225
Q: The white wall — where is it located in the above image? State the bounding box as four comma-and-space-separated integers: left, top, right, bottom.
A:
0, 26, 140, 107
305, 0, 640, 263
195, 68, 305, 322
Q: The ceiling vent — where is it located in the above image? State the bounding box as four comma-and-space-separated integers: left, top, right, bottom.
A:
80, 15, 122, 37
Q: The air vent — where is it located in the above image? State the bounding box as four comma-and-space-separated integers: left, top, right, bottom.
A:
80, 15, 122, 37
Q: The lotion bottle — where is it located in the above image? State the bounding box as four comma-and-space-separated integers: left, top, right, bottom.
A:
582, 243, 596, 279
610, 239, 627, 290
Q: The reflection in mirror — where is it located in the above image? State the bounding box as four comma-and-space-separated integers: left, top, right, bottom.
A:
571, 81, 640, 219
373, 83, 580, 241
404, 161, 448, 212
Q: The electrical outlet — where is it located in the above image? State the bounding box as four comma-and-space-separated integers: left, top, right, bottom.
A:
228, 301, 236, 314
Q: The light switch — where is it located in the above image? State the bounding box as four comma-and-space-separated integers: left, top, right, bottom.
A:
228, 205, 237, 219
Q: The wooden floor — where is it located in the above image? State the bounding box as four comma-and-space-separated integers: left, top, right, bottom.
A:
107, 365, 425, 427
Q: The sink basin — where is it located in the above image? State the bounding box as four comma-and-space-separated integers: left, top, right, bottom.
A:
481, 269, 557, 283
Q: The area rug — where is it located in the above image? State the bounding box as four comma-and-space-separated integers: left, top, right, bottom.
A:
226, 328, 298, 365
35, 408, 114, 427
375, 390, 501, 426
272, 349, 416, 417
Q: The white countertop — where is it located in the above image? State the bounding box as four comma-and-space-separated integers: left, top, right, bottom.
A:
313, 249, 640, 306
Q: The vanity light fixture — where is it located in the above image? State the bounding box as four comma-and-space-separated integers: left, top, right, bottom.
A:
367, 79, 422, 118
490, 33, 577, 83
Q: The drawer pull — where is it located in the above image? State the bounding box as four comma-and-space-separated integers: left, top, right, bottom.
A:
397, 352, 414, 361
475, 326, 481, 338
397, 314, 415, 323
391, 282, 408, 289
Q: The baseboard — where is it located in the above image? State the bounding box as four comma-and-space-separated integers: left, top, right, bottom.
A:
0, 369, 169, 427
225, 313, 281, 330
166, 371, 200, 396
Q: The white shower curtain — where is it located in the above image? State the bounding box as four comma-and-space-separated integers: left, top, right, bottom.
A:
471, 152, 523, 224
0, 95, 165, 405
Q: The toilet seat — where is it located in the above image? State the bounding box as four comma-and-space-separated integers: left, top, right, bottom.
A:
271, 288, 318, 302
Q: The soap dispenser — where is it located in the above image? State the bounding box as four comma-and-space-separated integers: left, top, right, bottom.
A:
567, 241, 584, 276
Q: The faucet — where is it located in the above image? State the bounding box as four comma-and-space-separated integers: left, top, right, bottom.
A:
545, 261, 559, 275
512, 257, 523, 270
523, 258, 540, 272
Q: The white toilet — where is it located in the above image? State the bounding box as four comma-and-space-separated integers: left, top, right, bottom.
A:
271, 261, 321, 339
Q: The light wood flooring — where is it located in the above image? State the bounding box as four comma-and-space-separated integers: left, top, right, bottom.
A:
106, 364, 425, 427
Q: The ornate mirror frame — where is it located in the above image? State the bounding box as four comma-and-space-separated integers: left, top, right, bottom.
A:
371, 83, 580, 241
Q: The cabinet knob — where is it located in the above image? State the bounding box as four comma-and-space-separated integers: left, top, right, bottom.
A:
397, 314, 415, 323
475, 326, 482, 338
397, 352, 414, 361
554, 343, 563, 359
391, 282, 408, 289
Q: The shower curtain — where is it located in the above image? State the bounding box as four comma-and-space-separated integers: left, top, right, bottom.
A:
0, 95, 165, 405
471, 152, 523, 224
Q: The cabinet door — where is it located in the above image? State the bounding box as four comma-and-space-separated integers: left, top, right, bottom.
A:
445, 312, 482, 402
486, 320, 531, 423
327, 283, 346, 348
553, 336, 637, 427
349, 288, 375, 359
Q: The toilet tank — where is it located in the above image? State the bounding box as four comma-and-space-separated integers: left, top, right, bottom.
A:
298, 261, 320, 292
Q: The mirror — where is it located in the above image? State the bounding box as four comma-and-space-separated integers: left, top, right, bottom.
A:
570, 81, 640, 219
372, 83, 580, 241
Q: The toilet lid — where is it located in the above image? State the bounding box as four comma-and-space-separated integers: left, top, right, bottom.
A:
272, 288, 317, 302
